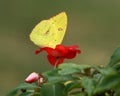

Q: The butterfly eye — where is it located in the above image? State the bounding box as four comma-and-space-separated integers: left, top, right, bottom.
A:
58, 27, 63, 31
45, 30, 49, 35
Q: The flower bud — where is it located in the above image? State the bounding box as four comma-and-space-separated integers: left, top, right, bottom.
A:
25, 72, 39, 83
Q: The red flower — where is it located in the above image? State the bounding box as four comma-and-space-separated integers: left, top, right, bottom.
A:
36, 44, 81, 67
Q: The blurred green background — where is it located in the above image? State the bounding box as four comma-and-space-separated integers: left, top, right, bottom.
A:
0, 0, 120, 95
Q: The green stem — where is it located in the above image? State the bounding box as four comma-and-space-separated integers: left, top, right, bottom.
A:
54, 58, 59, 69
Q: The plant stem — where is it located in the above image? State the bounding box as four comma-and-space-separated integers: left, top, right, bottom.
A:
54, 62, 58, 69
54, 58, 59, 69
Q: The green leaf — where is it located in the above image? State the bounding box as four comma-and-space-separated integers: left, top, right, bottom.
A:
43, 69, 75, 84
94, 74, 120, 93
65, 81, 82, 92
113, 83, 120, 96
69, 90, 86, 96
6, 88, 19, 96
40, 83, 67, 96
43, 69, 58, 77
47, 75, 74, 84
58, 63, 91, 75
59, 63, 90, 70
94, 66, 117, 75
81, 77, 96, 96
113, 64, 120, 73
93, 73, 102, 82
74, 92, 86, 96
109, 46, 120, 66
19, 92, 34, 96
59, 68, 80, 75
7, 82, 37, 96
17, 82, 37, 89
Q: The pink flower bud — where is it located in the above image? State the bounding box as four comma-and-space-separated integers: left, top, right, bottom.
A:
25, 72, 39, 83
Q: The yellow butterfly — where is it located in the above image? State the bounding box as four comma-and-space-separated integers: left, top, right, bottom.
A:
30, 12, 67, 48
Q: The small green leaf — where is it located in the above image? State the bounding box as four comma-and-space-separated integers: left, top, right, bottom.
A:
74, 92, 86, 96
6, 88, 19, 96
93, 73, 102, 82
7, 82, 37, 96
59, 68, 80, 75
59, 63, 90, 69
65, 81, 82, 92
43, 69, 58, 77
94, 66, 117, 75
47, 75, 74, 84
81, 77, 96, 96
113, 64, 120, 73
114, 84, 120, 96
109, 46, 120, 66
40, 83, 67, 96
69, 90, 86, 96
94, 74, 120, 93
19, 92, 34, 96
58, 63, 91, 75
18, 82, 37, 89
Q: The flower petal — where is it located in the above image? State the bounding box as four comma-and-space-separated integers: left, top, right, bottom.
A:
76, 50, 81, 54
55, 45, 68, 56
67, 45, 79, 49
57, 57, 65, 65
35, 47, 54, 55
35, 47, 46, 54
66, 51, 76, 59
47, 55, 57, 66
66, 45, 81, 59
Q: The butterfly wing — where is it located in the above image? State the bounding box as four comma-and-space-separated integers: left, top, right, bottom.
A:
30, 12, 67, 48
